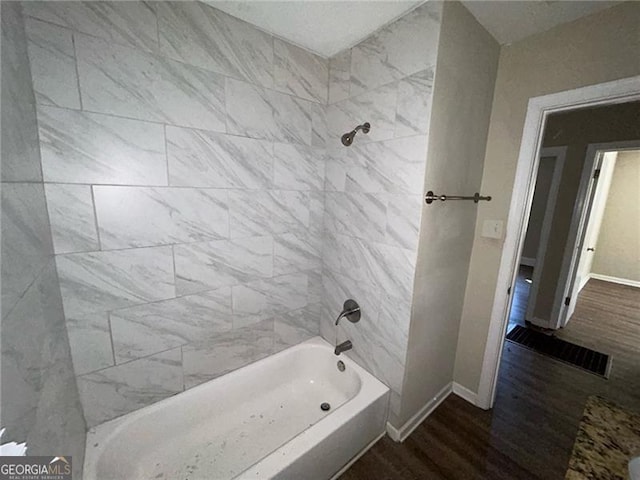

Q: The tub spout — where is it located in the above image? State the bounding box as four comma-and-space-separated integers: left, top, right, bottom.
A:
334, 340, 353, 355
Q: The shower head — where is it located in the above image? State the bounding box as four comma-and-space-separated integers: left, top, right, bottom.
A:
341, 122, 370, 147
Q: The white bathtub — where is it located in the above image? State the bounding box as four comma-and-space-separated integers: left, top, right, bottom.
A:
83, 337, 390, 480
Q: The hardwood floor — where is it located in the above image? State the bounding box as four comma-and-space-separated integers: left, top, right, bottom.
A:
555, 279, 640, 405
341, 279, 640, 480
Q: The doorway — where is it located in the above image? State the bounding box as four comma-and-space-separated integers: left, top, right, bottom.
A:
507, 147, 566, 331
476, 77, 640, 409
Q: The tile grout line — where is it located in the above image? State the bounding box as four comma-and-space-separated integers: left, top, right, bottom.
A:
106, 311, 117, 367
75, 294, 312, 379
180, 344, 185, 392
71, 31, 84, 111
163, 124, 171, 186
79, 343, 186, 378
35, 100, 429, 149
89, 185, 103, 251
170, 244, 178, 299
53, 228, 327, 257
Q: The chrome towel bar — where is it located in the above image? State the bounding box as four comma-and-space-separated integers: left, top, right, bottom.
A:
425, 190, 492, 204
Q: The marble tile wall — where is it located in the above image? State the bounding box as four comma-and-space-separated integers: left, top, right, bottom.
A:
15, 0, 443, 430
22, 0, 328, 427
320, 2, 442, 417
1, 3, 86, 477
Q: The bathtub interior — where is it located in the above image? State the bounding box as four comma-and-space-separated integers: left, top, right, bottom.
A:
86, 338, 370, 479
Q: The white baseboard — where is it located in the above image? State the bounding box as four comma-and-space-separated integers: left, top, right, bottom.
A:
385, 382, 452, 442
578, 274, 591, 293
330, 431, 386, 480
589, 273, 640, 289
452, 382, 478, 405
520, 257, 536, 267
527, 316, 551, 329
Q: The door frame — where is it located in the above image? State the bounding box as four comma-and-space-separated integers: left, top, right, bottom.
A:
574, 152, 618, 295
553, 140, 640, 328
524, 146, 567, 327
475, 75, 640, 410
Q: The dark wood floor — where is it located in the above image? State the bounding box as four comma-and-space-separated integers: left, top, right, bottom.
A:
341, 279, 640, 480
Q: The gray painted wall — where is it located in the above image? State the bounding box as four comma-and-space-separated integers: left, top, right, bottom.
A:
401, 0, 499, 426
1, 2, 86, 477
592, 150, 640, 282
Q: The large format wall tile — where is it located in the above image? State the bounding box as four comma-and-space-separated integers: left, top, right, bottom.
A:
25, 344, 87, 479
75, 34, 226, 131
225, 78, 312, 145
307, 270, 323, 305
274, 232, 322, 276
56, 247, 175, 317
93, 186, 229, 249
358, 240, 416, 300
308, 191, 325, 236
274, 39, 328, 103
273, 143, 324, 191
1, 183, 54, 319
350, 2, 441, 95
325, 135, 428, 195
167, 126, 273, 189
326, 83, 398, 143
158, 2, 273, 88
328, 49, 351, 104
324, 233, 415, 303
110, 288, 233, 363
182, 320, 274, 389
353, 135, 429, 195
311, 103, 329, 148
385, 194, 423, 251
228, 190, 310, 238
174, 236, 273, 295
225, 78, 278, 140
37, 106, 167, 185
9, 0, 445, 431
321, 269, 380, 339
324, 192, 387, 243
45, 184, 99, 254
1, 4, 86, 470
1, 3, 41, 182
269, 90, 313, 145
23, 1, 159, 52
24, 19, 80, 109
231, 273, 309, 327
66, 312, 113, 375
1, 262, 65, 440
274, 304, 320, 351
342, 303, 407, 393
320, 269, 410, 394
1, 91, 42, 183
77, 348, 183, 426
395, 67, 435, 137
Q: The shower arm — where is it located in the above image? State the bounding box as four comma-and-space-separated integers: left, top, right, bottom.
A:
351, 123, 370, 135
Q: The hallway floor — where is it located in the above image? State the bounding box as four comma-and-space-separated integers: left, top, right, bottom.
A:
341, 279, 640, 479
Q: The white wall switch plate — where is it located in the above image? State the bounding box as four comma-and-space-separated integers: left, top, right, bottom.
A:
481, 220, 503, 239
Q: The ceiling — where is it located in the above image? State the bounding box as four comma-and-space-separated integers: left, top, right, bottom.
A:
460, 0, 621, 45
208, 1, 423, 57
207, 1, 621, 58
